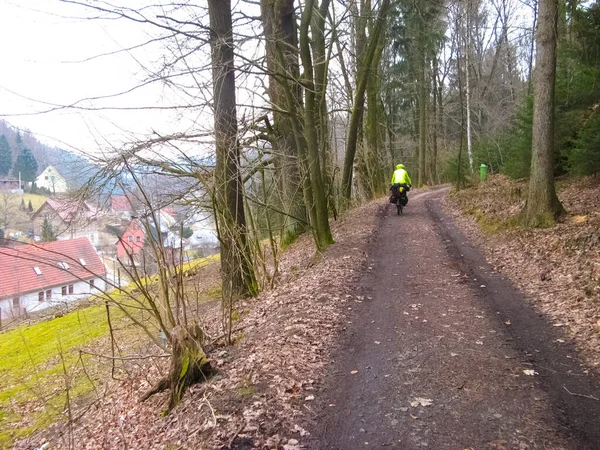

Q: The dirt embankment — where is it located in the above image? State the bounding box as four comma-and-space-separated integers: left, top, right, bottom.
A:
445, 175, 600, 373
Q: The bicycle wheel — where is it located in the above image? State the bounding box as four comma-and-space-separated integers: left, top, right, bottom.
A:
397, 198, 403, 215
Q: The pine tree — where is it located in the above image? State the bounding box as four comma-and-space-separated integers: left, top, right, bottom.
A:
12, 147, 38, 183
41, 217, 57, 242
28, 200, 33, 213
20, 199, 25, 211
0, 135, 11, 177
15, 131, 23, 150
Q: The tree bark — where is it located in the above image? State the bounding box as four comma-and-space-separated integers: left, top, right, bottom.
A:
260, 0, 307, 246
465, 2, 474, 173
430, 56, 439, 185
208, 0, 257, 298
341, 0, 391, 202
523, 0, 564, 226
300, 0, 334, 249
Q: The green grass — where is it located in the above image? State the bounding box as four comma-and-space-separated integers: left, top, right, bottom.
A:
0, 305, 109, 447
0, 254, 221, 447
3, 192, 48, 211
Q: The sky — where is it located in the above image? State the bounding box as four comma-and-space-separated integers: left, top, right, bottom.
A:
0, 0, 221, 155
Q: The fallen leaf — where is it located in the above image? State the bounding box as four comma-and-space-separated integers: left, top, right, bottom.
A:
351, 370, 358, 375
294, 424, 310, 436
410, 397, 433, 407
504, 320, 511, 325
374, 341, 381, 345
523, 369, 538, 376
305, 395, 314, 401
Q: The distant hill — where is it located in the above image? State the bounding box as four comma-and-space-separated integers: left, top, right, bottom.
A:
0, 120, 96, 189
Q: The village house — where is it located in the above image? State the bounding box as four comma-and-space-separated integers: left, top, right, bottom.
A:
0, 237, 107, 321
32, 199, 101, 247
111, 195, 132, 218
116, 213, 181, 267
35, 165, 68, 194
116, 219, 146, 261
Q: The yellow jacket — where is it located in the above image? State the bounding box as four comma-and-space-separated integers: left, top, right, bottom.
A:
391, 165, 412, 185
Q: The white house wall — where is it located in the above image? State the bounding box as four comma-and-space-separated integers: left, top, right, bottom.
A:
0, 277, 107, 322
55, 227, 100, 248
36, 167, 68, 193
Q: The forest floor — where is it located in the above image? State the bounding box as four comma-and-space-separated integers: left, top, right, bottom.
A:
12, 175, 600, 450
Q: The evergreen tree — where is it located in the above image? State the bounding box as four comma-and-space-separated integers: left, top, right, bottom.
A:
20, 199, 25, 211
15, 131, 23, 150
41, 217, 57, 242
0, 135, 11, 176
12, 147, 38, 183
27, 200, 33, 213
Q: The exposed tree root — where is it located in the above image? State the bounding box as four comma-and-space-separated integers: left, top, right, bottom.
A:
140, 324, 213, 412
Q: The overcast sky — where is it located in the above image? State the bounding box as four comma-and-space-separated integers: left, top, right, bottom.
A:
0, 0, 228, 155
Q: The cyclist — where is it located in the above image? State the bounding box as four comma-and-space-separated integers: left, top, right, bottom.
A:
390, 164, 412, 205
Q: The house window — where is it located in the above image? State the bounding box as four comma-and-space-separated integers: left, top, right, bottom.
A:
79, 258, 87, 266
33, 266, 42, 275
62, 286, 67, 296
58, 262, 69, 270
46, 290, 52, 300
136, 235, 141, 243
128, 235, 133, 242
68, 285, 74, 294
38, 292, 44, 302
90, 279, 95, 289
13, 297, 20, 308
45, 176, 48, 180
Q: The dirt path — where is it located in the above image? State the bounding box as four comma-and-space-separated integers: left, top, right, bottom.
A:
307, 187, 600, 450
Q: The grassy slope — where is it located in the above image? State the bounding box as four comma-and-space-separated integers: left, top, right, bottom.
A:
0, 255, 220, 448
0, 305, 109, 447
4, 193, 48, 211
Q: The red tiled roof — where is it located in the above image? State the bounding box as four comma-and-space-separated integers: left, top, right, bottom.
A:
111, 196, 131, 212
0, 238, 106, 299
33, 199, 92, 223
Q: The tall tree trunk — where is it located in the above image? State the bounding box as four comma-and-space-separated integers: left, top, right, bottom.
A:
417, 34, 428, 187
260, 0, 307, 246
528, 1, 538, 95
523, 0, 564, 226
465, 2, 474, 172
341, 0, 391, 202
311, 0, 333, 210
300, 0, 334, 249
431, 56, 439, 185
209, 0, 256, 298
456, 12, 465, 191
365, 36, 386, 196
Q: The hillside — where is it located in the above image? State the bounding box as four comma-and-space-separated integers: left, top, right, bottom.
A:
0, 120, 95, 189
446, 175, 600, 370
4, 178, 600, 449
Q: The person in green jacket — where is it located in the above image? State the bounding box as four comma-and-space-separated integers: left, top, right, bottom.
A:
391, 163, 412, 185
390, 164, 412, 205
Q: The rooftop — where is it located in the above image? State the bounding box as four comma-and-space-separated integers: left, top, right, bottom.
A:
0, 237, 106, 299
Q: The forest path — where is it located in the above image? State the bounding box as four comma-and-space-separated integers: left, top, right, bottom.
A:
307, 187, 600, 450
